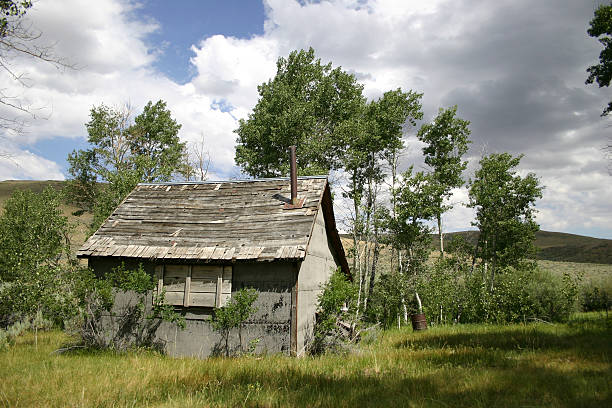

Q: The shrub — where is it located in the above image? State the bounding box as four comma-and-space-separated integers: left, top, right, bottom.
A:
76, 263, 184, 350
416, 259, 465, 325
0, 188, 75, 333
311, 268, 358, 355
581, 285, 611, 312
366, 272, 409, 329
526, 269, 579, 322
415, 262, 579, 325
211, 288, 258, 357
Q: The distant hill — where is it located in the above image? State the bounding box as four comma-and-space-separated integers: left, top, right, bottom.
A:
2, 180, 611, 265
440, 230, 612, 265
0, 180, 65, 203
343, 230, 612, 265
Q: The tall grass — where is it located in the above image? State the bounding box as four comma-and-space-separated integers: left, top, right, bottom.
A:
1, 313, 610, 407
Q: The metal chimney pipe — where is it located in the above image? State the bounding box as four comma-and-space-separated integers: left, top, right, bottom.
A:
290, 145, 297, 205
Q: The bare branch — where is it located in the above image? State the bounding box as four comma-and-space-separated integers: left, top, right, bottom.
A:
191, 132, 211, 181
0, 5, 76, 134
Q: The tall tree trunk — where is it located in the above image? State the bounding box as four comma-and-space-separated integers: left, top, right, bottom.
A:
389, 150, 399, 274
415, 291, 423, 314
366, 218, 380, 315
438, 214, 444, 258
489, 236, 496, 292
352, 171, 363, 320
361, 173, 373, 313
399, 251, 408, 323
364, 179, 380, 314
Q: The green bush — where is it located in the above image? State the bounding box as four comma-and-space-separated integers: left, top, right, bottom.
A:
581, 285, 610, 312
366, 272, 408, 329
415, 262, 579, 325
77, 263, 184, 350
311, 269, 358, 355
211, 288, 258, 357
416, 259, 464, 325
526, 269, 579, 322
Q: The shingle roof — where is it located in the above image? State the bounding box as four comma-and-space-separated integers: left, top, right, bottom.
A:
77, 176, 348, 273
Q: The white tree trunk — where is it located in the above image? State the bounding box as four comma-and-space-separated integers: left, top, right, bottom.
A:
415, 291, 423, 314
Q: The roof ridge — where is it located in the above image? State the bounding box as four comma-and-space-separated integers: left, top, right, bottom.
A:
138, 176, 328, 186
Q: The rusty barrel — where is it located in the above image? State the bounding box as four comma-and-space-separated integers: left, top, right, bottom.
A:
411, 313, 428, 331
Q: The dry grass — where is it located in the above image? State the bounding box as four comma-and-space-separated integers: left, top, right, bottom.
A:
1, 313, 610, 407
538, 260, 612, 285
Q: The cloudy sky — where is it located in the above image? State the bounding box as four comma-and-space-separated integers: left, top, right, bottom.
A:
0, 0, 610, 239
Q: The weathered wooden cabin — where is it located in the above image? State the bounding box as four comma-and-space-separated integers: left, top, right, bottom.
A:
77, 175, 349, 357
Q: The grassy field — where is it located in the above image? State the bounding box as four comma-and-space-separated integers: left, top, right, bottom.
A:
1, 313, 610, 407
538, 260, 612, 289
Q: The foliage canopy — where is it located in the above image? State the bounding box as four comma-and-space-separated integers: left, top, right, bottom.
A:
66, 100, 185, 230
586, 2, 612, 116
235, 48, 365, 177
468, 153, 543, 279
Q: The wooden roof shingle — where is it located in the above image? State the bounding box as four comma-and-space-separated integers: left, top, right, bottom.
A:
77, 176, 349, 275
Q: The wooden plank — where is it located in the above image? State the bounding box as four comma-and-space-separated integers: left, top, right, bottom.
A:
132, 245, 147, 258
183, 265, 192, 307
164, 291, 185, 306
192, 265, 223, 278
189, 292, 231, 307
252, 246, 264, 259
112, 199, 317, 212
155, 265, 163, 296
110, 245, 125, 257
287, 246, 298, 259
275, 246, 284, 259
96, 227, 312, 240
236, 246, 252, 260
123, 244, 137, 257
102, 236, 306, 250
108, 213, 314, 226
223, 247, 235, 260
80, 238, 95, 251
185, 246, 200, 258
223, 265, 232, 281
162, 278, 186, 292
223, 266, 232, 294
192, 271, 219, 281
190, 279, 217, 293
212, 247, 226, 259
280, 246, 293, 259
164, 264, 189, 278
199, 247, 215, 260
113, 207, 312, 219
155, 246, 170, 260
83, 242, 308, 261
215, 269, 223, 307
190, 292, 216, 307
176, 246, 191, 258
162, 245, 177, 259
141, 246, 157, 259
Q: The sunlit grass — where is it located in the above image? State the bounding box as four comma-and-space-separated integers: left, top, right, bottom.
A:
1, 313, 610, 407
